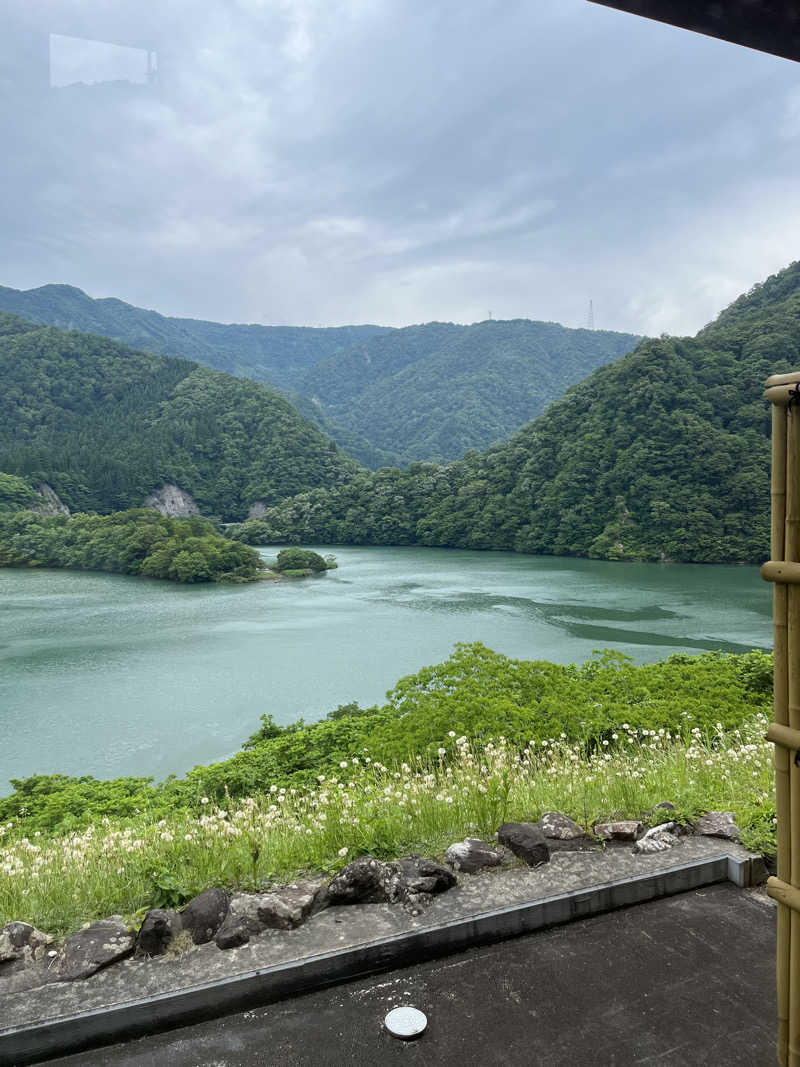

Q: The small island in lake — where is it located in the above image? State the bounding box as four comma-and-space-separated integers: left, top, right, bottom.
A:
264, 547, 338, 579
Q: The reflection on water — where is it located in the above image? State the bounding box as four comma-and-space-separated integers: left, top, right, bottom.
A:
0, 546, 772, 790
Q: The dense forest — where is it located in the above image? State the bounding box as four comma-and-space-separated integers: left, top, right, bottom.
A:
0, 284, 638, 467
297, 319, 638, 464
0, 313, 358, 519
0, 508, 265, 583
233, 261, 800, 564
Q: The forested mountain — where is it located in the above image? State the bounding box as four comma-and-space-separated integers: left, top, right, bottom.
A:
0, 284, 389, 390
299, 320, 639, 463
0, 313, 358, 519
235, 262, 800, 564
0, 284, 638, 466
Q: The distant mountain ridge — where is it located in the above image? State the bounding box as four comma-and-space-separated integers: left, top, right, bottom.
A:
0, 283, 390, 389
243, 261, 800, 564
298, 319, 639, 464
0, 283, 640, 467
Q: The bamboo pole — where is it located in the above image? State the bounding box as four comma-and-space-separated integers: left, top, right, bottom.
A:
772, 401, 790, 1066
768, 372, 800, 389
763, 562, 800, 587
769, 878, 800, 915
772, 879, 800, 913
785, 405, 800, 1067
768, 724, 800, 754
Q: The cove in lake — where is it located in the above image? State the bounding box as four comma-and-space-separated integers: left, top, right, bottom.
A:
0, 546, 772, 794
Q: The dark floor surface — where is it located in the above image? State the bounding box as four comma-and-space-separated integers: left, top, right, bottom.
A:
45, 884, 777, 1067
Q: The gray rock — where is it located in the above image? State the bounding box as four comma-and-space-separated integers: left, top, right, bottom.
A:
445, 838, 503, 873
497, 823, 550, 867
214, 916, 250, 950
32, 483, 70, 516
135, 909, 183, 957
212, 881, 328, 946
143, 483, 200, 517
594, 820, 643, 842
256, 881, 328, 930
179, 888, 230, 945
224, 894, 268, 937
327, 855, 457, 915
538, 812, 585, 840
391, 855, 456, 896
0, 921, 53, 964
327, 856, 389, 905
55, 919, 133, 981
693, 811, 741, 841
633, 823, 680, 855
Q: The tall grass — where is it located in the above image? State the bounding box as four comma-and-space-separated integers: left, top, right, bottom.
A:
0, 715, 774, 936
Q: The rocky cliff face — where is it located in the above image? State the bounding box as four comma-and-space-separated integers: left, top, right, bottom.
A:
32, 484, 69, 517
143, 485, 200, 518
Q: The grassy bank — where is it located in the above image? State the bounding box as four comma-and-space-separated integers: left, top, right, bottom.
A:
0, 712, 774, 936
0, 644, 773, 837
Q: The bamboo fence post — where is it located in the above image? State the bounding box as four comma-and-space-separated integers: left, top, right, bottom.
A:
764, 374, 800, 1067
776, 402, 790, 1067
786, 402, 800, 1067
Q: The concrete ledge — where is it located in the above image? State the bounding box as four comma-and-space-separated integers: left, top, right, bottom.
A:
0, 847, 761, 1066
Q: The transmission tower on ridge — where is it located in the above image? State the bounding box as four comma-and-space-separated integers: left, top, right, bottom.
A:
587, 300, 595, 330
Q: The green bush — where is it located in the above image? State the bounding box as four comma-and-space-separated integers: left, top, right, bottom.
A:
274, 547, 328, 572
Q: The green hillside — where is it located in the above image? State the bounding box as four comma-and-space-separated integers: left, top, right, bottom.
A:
0, 284, 639, 466
0, 313, 359, 519
300, 319, 639, 463
0, 284, 389, 390
237, 262, 800, 563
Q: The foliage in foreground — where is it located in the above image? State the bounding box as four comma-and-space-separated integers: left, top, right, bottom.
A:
0, 716, 774, 936
0, 508, 265, 583
0, 644, 773, 835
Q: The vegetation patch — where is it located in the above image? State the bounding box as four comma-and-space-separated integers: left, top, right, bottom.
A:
0, 714, 773, 937
0, 508, 265, 583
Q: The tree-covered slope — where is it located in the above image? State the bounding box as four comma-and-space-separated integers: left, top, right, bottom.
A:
0, 284, 390, 391
0, 313, 359, 519
0, 284, 638, 467
300, 320, 640, 463
240, 262, 800, 563
0, 509, 265, 583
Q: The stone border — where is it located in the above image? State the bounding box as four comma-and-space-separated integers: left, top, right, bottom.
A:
0, 848, 762, 1066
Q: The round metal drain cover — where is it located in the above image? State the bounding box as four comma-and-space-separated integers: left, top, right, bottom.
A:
384, 1006, 427, 1039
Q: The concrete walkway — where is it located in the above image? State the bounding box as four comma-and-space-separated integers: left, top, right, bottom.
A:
45, 884, 777, 1067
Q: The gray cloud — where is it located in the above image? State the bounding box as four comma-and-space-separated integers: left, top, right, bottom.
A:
1, 0, 799, 336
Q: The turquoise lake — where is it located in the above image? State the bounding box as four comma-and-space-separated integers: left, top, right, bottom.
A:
0, 546, 772, 793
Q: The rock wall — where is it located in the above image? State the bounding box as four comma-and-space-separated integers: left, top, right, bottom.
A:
143, 484, 200, 518
32, 484, 70, 517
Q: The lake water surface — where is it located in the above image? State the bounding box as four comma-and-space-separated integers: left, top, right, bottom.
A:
0, 546, 772, 792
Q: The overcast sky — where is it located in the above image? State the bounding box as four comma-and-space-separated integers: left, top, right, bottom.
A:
1, 0, 799, 336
